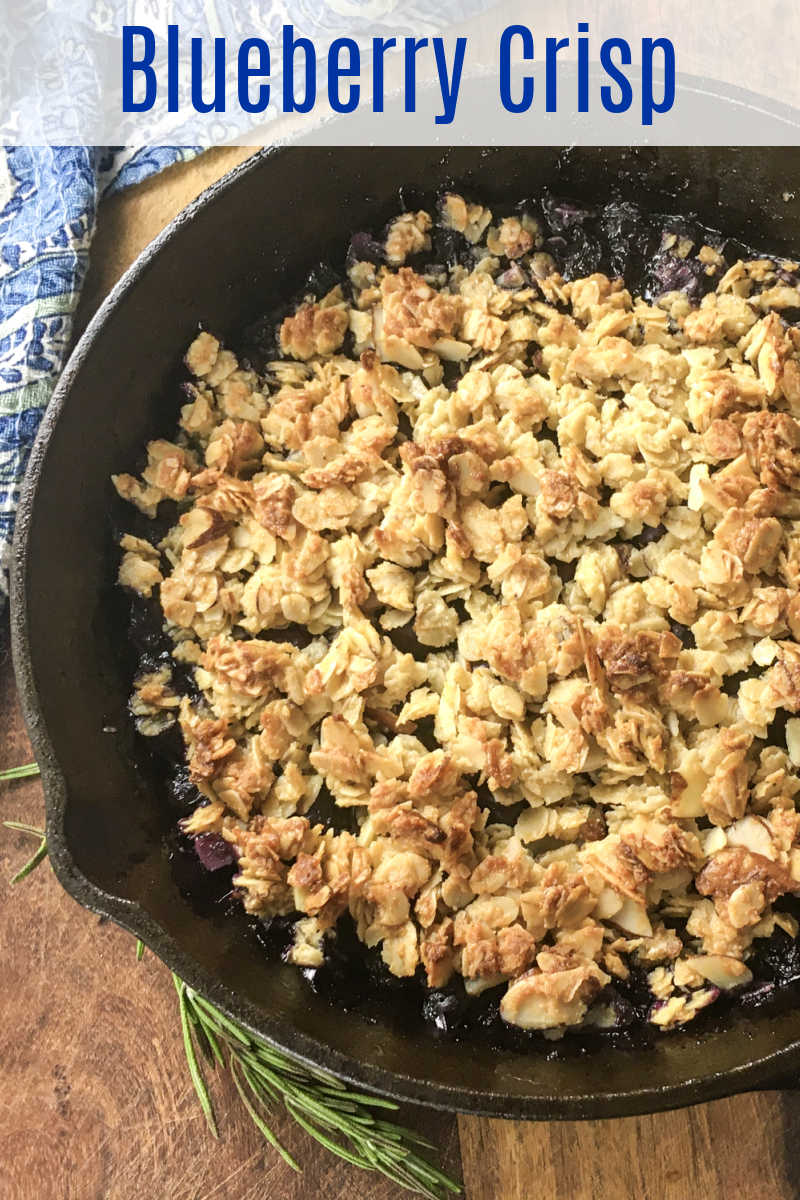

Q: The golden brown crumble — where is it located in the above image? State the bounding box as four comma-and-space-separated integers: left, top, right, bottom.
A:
115, 195, 800, 1035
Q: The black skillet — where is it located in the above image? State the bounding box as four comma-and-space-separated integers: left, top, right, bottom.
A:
12, 145, 800, 1119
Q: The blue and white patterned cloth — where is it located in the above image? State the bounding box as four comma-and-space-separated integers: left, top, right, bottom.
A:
0, 145, 196, 595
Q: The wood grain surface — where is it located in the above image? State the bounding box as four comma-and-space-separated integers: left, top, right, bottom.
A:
4, 147, 800, 1200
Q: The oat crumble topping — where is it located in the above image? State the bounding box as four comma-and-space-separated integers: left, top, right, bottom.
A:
114, 193, 800, 1036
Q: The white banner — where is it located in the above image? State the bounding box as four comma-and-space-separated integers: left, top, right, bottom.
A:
1, 0, 799, 145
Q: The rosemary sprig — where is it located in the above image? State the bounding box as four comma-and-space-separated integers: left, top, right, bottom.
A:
2, 759, 460, 1198
174, 977, 460, 1199
0, 762, 41, 781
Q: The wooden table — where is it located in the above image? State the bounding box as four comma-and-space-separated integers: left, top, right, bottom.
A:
4, 148, 800, 1200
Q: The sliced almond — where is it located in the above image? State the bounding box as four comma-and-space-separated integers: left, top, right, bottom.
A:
683, 954, 752, 990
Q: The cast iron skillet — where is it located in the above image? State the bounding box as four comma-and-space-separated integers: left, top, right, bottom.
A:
12, 146, 800, 1120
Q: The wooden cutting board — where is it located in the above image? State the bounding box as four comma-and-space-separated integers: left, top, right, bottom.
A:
4, 148, 800, 1200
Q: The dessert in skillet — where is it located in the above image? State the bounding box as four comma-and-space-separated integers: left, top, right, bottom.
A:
114, 192, 800, 1037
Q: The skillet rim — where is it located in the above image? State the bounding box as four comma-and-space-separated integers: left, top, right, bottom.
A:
11, 143, 800, 1120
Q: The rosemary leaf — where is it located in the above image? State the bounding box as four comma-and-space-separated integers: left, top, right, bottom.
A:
174, 976, 218, 1138
3, 819, 44, 836
0, 762, 40, 781
190, 991, 251, 1045
9, 839, 48, 884
197, 1020, 224, 1068
329, 1090, 398, 1111
372, 1119, 436, 1149
285, 1103, 366, 1169
235, 1052, 282, 1106
231, 1056, 301, 1171
188, 1007, 221, 1069
3, 821, 47, 884
135, 939, 145, 961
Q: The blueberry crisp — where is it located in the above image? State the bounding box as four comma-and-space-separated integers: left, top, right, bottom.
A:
114, 193, 800, 1037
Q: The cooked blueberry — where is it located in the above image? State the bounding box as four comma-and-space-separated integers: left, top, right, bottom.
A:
599, 200, 651, 277
167, 769, 204, 815
560, 230, 603, 279
543, 195, 595, 233
668, 620, 695, 649
347, 231, 385, 265
431, 225, 473, 267
749, 929, 800, 986
632, 523, 666, 548
193, 832, 236, 872
422, 990, 468, 1036
767, 708, 789, 746
644, 250, 707, 302
255, 914, 298, 959
497, 262, 527, 290
608, 993, 636, 1029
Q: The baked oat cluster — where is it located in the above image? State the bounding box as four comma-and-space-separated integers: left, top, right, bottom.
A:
114, 194, 800, 1035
